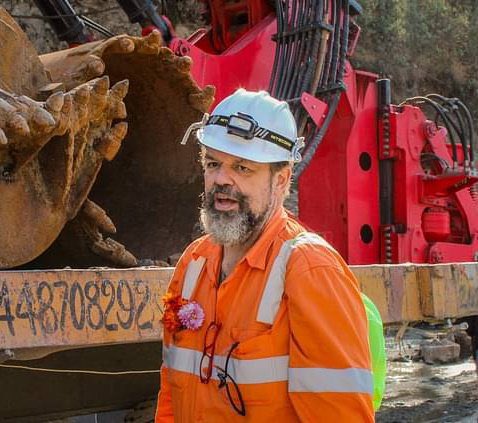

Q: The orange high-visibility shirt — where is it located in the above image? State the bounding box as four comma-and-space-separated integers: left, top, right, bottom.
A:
155, 208, 374, 422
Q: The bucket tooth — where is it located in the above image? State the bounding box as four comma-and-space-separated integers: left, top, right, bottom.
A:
56, 93, 73, 134
82, 198, 116, 234
73, 85, 91, 106
32, 106, 55, 131
95, 121, 128, 161
189, 85, 216, 111
88, 77, 109, 117
110, 79, 129, 101
93, 75, 110, 95
118, 37, 135, 53
91, 237, 138, 267
86, 57, 105, 79
137, 29, 161, 54
176, 56, 192, 74
110, 101, 127, 120
0, 97, 15, 116
7, 113, 30, 136
45, 91, 65, 113
146, 29, 162, 45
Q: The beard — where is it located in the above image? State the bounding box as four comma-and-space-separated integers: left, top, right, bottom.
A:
200, 184, 271, 246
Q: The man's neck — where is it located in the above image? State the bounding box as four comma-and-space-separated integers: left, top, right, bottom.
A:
221, 235, 257, 278
220, 204, 281, 279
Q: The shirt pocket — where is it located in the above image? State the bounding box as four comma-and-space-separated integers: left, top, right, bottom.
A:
230, 327, 275, 357
227, 327, 287, 408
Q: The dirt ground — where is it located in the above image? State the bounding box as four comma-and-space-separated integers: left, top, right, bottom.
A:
377, 359, 477, 423
376, 332, 478, 423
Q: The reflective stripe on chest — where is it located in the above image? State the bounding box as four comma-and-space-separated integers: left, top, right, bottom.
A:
181, 257, 206, 300
257, 232, 337, 324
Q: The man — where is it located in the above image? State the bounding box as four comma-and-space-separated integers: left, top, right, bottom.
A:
155, 89, 374, 422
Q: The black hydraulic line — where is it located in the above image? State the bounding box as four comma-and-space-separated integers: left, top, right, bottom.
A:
426, 94, 469, 165
456, 99, 475, 164
280, 0, 302, 100
80, 15, 115, 37
349, 0, 363, 15
275, 0, 291, 97
280, 0, 300, 99
319, 2, 335, 88
336, 0, 349, 82
300, 0, 328, 97
33, 0, 89, 44
327, 0, 341, 85
297, 1, 322, 94
268, 0, 284, 92
451, 101, 469, 163
271, 0, 288, 96
285, 0, 308, 99
377, 79, 394, 226
400, 96, 459, 165
290, 0, 310, 96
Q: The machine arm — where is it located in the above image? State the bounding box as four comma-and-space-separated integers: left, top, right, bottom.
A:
32, 0, 90, 45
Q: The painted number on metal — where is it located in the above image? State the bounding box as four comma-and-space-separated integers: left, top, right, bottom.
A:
0, 269, 172, 349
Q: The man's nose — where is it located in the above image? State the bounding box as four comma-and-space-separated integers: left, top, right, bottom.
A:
213, 165, 234, 186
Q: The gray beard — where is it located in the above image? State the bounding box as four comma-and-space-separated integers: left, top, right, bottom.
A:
200, 185, 270, 246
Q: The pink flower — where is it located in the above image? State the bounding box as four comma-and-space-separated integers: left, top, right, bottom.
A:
177, 301, 205, 331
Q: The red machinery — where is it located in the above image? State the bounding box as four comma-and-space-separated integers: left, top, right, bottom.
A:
167, 0, 478, 265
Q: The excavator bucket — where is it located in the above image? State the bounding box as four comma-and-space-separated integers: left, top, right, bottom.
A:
0, 7, 214, 269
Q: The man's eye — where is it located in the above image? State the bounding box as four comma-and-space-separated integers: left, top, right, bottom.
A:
237, 165, 251, 174
206, 162, 218, 169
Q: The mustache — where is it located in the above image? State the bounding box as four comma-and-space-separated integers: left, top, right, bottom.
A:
204, 185, 248, 210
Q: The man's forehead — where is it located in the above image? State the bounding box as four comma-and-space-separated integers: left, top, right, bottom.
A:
204, 147, 259, 166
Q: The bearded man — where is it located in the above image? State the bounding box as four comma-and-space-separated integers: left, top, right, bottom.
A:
155, 89, 374, 422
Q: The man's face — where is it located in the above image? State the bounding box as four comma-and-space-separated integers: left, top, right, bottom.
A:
200, 148, 285, 246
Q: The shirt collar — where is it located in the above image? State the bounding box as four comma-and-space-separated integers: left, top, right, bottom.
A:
242, 207, 288, 270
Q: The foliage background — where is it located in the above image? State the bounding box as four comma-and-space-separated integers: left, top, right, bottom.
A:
353, 0, 478, 118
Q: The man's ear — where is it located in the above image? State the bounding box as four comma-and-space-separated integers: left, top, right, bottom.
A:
274, 165, 292, 195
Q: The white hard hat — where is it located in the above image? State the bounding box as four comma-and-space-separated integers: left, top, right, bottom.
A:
181, 89, 304, 163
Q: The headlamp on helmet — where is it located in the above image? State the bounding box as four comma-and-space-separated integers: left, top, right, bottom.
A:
227, 113, 258, 140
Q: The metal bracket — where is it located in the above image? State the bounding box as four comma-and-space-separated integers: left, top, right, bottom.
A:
300, 92, 328, 127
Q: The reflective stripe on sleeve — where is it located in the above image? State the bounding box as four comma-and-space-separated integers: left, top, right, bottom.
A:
288, 367, 373, 394
163, 345, 289, 384
181, 257, 206, 300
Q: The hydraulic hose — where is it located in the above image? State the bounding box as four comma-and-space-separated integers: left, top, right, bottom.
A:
400, 96, 459, 166
426, 94, 469, 166
269, 0, 352, 176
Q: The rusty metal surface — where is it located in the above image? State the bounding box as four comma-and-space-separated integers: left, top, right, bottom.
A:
1, 263, 477, 352
36, 31, 215, 269
0, 8, 129, 269
353, 262, 478, 324
0, 267, 172, 350
0, 7, 215, 270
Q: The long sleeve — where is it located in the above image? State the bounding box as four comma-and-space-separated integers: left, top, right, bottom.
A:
155, 366, 174, 422
286, 259, 375, 422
